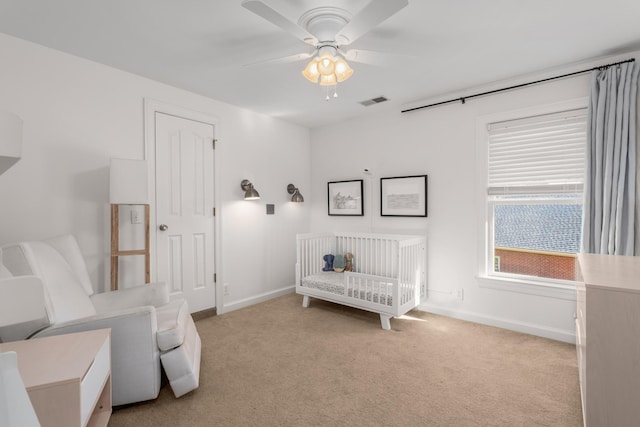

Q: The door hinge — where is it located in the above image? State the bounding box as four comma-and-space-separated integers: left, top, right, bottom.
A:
212, 138, 218, 149
213, 207, 216, 216
214, 273, 217, 283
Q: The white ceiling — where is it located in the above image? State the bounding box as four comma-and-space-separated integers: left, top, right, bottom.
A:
1, 0, 640, 128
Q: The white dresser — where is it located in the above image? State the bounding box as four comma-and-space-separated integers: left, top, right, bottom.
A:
576, 254, 640, 427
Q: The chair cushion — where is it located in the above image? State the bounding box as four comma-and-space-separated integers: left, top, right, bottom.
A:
160, 316, 201, 397
1, 245, 33, 276
45, 235, 95, 296
155, 299, 189, 351
19, 242, 96, 324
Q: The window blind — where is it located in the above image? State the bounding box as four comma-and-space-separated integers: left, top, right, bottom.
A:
488, 108, 587, 195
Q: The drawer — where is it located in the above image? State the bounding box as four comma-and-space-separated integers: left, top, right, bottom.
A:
81, 338, 110, 425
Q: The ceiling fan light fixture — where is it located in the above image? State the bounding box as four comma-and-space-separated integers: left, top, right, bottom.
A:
319, 73, 337, 86
303, 51, 353, 88
302, 59, 320, 83
317, 52, 335, 75
334, 58, 353, 82
243, 0, 410, 96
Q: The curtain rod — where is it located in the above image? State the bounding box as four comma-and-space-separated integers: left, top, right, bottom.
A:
401, 58, 636, 114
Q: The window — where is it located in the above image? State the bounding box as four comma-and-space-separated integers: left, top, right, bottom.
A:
486, 108, 587, 284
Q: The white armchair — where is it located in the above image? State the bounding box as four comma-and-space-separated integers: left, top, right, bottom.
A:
0, 235, 201, 406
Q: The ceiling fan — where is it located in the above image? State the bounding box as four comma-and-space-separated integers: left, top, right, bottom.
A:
241, 0, 409, 89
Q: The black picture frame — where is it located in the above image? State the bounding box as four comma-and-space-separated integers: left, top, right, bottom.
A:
380, 175, 428, 217
328, 179, 364, 216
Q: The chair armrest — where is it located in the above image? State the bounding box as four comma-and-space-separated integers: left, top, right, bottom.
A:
34, 306, 163, 405
0, 276, 47, 327
0, 276, 49, 342
34, 306, 159, 341
90, 281, 170, 313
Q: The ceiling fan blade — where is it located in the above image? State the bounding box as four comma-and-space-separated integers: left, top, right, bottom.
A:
241, 0, 318, 46
335, 0, 408, 46
243, 51, 314, 67
341, 48, 417, 67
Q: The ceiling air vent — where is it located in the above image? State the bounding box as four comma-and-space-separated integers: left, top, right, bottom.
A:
359, 96, 388, 107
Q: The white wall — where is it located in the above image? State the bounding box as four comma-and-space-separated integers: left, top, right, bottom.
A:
1, 30, 637, 340
310, 52, 640, 342
0, 33, 310, 312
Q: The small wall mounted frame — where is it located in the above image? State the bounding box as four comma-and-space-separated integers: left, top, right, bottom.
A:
328, 179, 364, 216
380, 175, 427, 217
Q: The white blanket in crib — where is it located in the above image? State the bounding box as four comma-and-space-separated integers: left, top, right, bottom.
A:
301, 271, 393, 306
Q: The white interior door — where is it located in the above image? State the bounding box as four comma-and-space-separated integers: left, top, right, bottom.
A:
155, 112, 216, 312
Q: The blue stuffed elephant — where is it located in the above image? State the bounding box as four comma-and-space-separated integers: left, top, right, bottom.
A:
322, 254, 334, 271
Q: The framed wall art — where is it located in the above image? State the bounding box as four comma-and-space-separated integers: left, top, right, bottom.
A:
328, 179, 364, 216
380, 175, 427, 217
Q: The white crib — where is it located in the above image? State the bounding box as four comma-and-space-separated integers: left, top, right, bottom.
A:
296, 232, 427, 330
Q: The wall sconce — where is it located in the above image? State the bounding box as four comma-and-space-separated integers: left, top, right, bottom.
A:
241, 179, 260, 200
287, 184, 304, 203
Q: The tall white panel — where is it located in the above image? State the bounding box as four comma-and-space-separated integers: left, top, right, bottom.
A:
193, 233, 206, 290
168, 235, 183, 292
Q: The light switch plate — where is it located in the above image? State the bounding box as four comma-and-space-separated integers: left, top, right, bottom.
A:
131, 208, 142, 224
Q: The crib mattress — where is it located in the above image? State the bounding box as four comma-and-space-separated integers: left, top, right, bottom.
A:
301, 271, 393, 306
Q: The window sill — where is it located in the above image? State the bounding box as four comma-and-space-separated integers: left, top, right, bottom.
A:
477, 274, 576, 301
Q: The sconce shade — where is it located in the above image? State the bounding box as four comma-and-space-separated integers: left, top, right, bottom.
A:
241, 179, 260, 200
109, 158, 149, 204
0, 111, 23, 176
287, 183, 304, 203
291, 189, 304, 203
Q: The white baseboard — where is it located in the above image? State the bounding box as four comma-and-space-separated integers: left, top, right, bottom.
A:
418, 303, 576, 344
221, 285, 295, 314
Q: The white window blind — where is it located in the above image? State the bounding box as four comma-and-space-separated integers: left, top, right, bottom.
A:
488, 108, 587, 195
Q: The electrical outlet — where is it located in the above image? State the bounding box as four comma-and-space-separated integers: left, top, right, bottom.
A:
223, 283, 229, 296
456, 288, 464, 301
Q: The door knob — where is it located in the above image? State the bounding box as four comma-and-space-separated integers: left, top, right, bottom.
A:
159, 224, 168, 231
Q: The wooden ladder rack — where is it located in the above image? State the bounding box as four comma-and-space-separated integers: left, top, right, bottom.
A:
110, 204, 150, 291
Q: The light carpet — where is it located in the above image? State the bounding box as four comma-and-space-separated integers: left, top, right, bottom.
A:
108, 293, 582, 426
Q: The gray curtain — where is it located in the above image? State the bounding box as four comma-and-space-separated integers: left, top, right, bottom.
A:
582, 62, 639, 255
